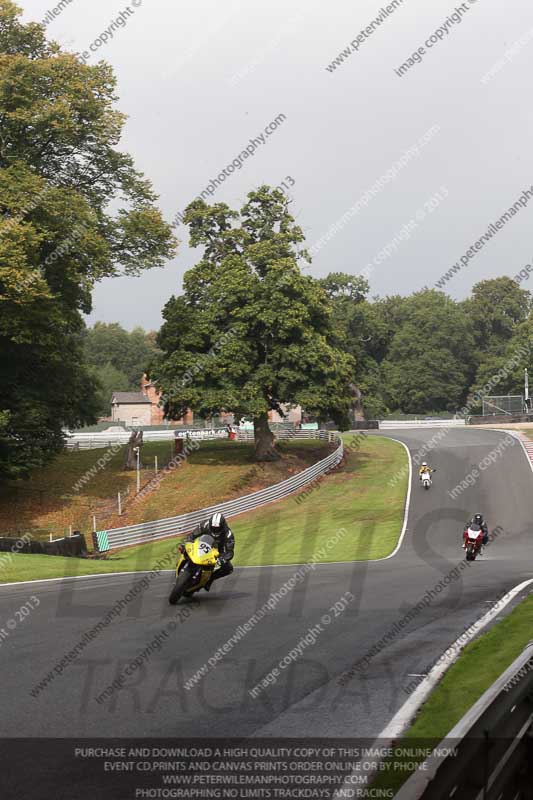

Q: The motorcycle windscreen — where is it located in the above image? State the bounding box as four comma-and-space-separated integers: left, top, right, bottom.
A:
194, 534, 219, 565
197, 534, 216, 551
467, 525, 481, 539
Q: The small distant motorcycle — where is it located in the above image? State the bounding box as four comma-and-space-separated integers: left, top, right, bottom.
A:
420, 469, 433, 490
168, 534, 220, 604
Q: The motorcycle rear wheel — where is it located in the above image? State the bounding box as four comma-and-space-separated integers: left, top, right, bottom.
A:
168, 569, 192, 605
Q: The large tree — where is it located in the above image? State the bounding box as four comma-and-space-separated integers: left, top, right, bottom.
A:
462, 277, 530, 357
152, 187, 355, 460
319, 274, 399, 419
381, 290, 476, 414
461, 278, 531, 409
467, 313, 533, 406
0, 1, 176, 478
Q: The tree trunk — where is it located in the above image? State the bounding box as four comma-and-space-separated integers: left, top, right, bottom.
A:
349, 383, 365, 422
124, 430, 143, 470
253, 412, 280, 461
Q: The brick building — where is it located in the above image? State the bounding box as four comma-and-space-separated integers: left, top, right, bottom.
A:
110, 392, 152, 427
110, 377, 194, 427
268, 404, 302, 425
140, 375, 194, 425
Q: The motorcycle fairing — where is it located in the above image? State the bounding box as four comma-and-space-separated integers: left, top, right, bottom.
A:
175, 534, 219, 592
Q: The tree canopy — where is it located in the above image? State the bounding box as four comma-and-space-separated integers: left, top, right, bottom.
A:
0, 0, 176, 479
463, 277, 531, 356
381, 290, 477, 413
311, 276, 532, 418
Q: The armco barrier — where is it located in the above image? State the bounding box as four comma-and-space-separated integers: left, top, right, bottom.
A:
468, 413, 533, 425
395, 641, 533, 799
94, 431, 343, 551
379, 419, 465, 429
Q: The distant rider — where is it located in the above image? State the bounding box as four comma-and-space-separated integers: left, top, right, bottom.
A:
187, 512, 235, 591
463, 512, 489, 550
418, 462, 435, 481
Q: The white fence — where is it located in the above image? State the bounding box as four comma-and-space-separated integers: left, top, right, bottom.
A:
65, 427, 229, 450
94, 431, 342, 551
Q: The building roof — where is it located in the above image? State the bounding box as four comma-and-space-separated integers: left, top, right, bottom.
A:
111, 392, 151, 405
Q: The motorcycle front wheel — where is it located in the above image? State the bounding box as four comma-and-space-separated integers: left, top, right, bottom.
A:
168, 569, 192, 605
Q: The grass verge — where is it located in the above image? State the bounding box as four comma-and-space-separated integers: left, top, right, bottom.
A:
234, 434, 406, 566
0, 439, 329, 540
372, 594, 533, 795
0, 434, 407, 583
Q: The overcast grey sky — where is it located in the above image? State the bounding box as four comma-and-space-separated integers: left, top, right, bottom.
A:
22, 0, 533, 330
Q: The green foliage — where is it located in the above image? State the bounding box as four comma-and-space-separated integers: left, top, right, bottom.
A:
84, 322, 160, 389
62, 321, 160, 421
468, 314, 533, 403
88, 362, 130, 418
381, 291, 476, 413
0, 1, 177, 479
319, 272, 369, 303
461, 278, 532, 410
319, 275, 532, 417
462, 277, 531, 356
153, 187, 355, 456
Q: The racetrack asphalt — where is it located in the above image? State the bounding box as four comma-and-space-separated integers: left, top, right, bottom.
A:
1, 427, 532, 740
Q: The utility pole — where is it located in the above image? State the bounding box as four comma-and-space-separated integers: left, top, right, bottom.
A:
525, 368, 529, 412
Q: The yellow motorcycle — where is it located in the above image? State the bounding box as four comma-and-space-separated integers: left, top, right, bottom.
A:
168, 533, 220, 604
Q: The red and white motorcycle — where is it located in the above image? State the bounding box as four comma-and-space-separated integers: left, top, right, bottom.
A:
463, 524, 484, 561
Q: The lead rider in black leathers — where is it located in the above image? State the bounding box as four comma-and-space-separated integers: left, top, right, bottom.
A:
187, 512, 235, 591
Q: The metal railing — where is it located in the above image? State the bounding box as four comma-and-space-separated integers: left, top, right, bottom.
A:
396, 641, 533, 799
94, 431, 342, 551
236, 428, 323, 440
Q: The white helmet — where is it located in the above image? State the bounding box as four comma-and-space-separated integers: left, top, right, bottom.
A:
422, 462, 427, 467
209, 512, 223, 530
